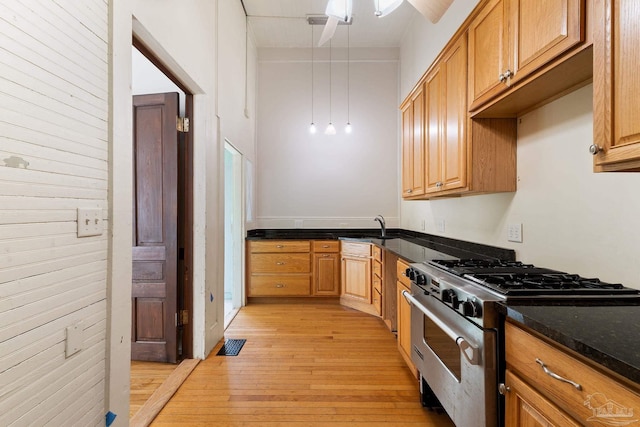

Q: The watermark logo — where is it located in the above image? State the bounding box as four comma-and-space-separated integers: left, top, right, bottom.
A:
584, 393, 638, 426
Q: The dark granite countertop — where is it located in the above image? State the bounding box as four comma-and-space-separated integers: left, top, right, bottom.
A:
500, 302, 640, 385
246, 228, 515, 263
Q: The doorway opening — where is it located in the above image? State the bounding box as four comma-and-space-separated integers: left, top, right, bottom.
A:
224, 141, 244, 328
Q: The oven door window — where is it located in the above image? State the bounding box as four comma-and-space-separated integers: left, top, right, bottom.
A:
424, 316, 461, 381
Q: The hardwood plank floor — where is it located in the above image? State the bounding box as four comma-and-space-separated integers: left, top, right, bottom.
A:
130, 361, 178, 418
150, 302, 454, 426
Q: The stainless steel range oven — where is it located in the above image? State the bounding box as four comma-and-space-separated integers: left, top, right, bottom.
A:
403, 259, 640, 427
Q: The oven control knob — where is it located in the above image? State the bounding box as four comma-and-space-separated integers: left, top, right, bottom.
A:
406, 268, 416, 281
416, 274, 427, 286
441, 289, 459, 307
461, 298, 482, 318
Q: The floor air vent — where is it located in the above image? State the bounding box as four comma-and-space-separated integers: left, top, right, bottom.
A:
216, 339, 246, 356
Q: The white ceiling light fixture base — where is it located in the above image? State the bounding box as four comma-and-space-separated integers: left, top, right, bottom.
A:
406, 0, 454, 23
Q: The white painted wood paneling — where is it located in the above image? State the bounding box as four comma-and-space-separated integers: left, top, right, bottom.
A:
0, 1, 109, 425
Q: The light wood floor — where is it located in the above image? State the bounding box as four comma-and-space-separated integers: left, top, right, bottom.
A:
130, 361, 178, 418
150, 302, 454, 426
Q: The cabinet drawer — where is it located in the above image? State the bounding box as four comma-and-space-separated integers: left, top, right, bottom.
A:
312, 240, 339, 252
249, 275, 311, 296
249, 240, 310, 253
250, 253, 310, 273
397, 259, 411, 287
341, 241, 371, 258
372, 288, 382, 316
372, 245, 382, 261
505, 322, 640, 424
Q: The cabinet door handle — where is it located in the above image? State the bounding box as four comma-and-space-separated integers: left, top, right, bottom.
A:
535, 359, 582, 390
406, 189, 413, 194
499, 69, 513, 84
589, 144, 602, 155
322, 254, 330, 257
275, 284, 285, 288
436, 181, 443, 188
276, 262, 285, 265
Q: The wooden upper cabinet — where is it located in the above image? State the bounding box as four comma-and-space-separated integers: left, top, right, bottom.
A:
441, 35, 468, 191
425, 34, 468, 194
468, 0, 509, 111
592, 0, 640, 171
401, 85, 425, 198
469, 0, 586, 112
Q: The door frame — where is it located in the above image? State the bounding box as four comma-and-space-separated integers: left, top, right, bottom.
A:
133, 37, 194, 359
223, 140, 244, 327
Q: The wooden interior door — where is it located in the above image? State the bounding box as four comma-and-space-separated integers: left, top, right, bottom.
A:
132, 92, 179, 363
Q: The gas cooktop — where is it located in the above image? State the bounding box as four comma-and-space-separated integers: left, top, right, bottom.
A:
428, 259, 640, 297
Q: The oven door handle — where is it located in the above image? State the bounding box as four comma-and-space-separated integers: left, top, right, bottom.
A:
402, 290, 481, 366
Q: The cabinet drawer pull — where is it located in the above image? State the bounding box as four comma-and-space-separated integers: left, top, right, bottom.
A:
322, 245, 330, 248
276, 245, 284, 248
322, 254, 330, 257
276, 262, 285, 265
535, 358, 582, 390
275, 284, 285, 288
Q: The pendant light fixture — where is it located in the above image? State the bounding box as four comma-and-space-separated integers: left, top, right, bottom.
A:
325, 38, 336, 135
345, 25, 352, 134
309, 24, 316, 134
374, 0, 404, 17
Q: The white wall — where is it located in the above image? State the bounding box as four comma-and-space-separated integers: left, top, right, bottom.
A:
399, 1, 640, 288
256, 47, 400, 229
0, 1, 109, 425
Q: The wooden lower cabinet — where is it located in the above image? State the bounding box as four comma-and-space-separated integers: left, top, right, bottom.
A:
396, 259, 417, 377
341, 241, 380, 315
504, 321, 640, 426
504, 370, 581, 426
247, 240, 311, 297
313, 252, 340, 295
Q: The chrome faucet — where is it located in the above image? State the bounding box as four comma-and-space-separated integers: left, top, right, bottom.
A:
374, 215, 386, 238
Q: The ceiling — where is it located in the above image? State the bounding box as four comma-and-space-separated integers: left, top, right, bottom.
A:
242, 0, 419, 48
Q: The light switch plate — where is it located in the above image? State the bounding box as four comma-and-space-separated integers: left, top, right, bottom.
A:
507, 223, 523, 243
65, 322, 84, 358
436, 218, 446, 233
77, 208, 103, 237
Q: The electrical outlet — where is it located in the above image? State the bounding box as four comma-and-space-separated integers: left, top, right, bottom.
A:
436, 218, 446, 233
507, 223, 523, 243
420, 219, 426, 231
294, 219, 303, 228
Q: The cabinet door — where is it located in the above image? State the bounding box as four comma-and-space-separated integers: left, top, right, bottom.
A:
593, 0, 640, 171
424, 66, 443, 193
510, 0, 585, 86
396, 282, 415, 374
314, 253, 340, 296
441, 35, 468, 191
341, 256, 371, 303
401, 86, 426, 198
504, 370, 581, 427
468, 0, 509, 111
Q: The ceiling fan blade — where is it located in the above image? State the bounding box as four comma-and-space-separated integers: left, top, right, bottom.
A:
406, 0, 454, 23
318, 15, 339, 47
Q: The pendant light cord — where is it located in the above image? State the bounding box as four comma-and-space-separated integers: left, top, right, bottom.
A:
329, 38, 332, 124
311, 25, 314, 124
347, 25, 350, 124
